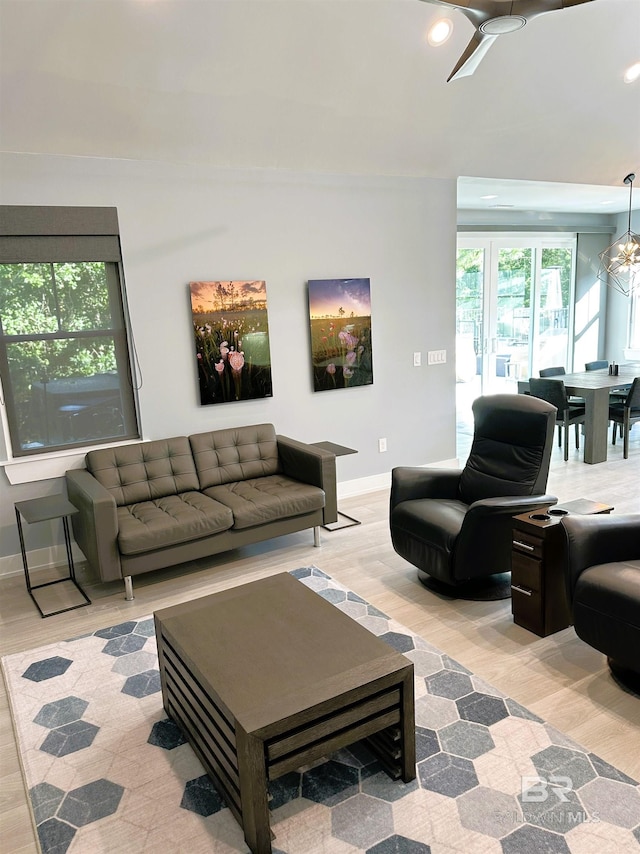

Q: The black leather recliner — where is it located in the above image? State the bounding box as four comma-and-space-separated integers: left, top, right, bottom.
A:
562, 513, 640, 694
390, 394, 557, 596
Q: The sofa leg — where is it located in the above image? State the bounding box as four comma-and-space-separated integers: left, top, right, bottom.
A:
124, 576, 134, 601
314, 526, 321, 547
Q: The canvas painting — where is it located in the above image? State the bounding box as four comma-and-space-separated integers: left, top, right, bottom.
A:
190, 280, 272, 405
308, 278, 373, 392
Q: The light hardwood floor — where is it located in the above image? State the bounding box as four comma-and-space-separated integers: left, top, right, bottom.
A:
1, 434, 639, 853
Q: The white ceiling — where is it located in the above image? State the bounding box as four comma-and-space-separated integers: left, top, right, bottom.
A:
1, 0, 639, 210
457, 175, 640, 214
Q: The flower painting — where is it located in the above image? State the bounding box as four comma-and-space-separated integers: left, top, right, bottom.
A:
308, 278, 373, 392
190, 280, 272, 405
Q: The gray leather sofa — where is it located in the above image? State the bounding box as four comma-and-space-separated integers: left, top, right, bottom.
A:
65, 423, 337, 599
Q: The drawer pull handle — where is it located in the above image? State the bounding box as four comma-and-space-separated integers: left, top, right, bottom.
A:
511, 584, 533, 597
513, 540, 535, 552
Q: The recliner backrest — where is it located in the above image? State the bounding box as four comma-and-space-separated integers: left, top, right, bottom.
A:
458, 394, 556, 505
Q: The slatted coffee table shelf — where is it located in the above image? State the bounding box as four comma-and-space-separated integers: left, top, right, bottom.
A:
154, 573, 415, 854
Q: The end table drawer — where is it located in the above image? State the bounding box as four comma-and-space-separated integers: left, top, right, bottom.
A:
511, 552, 542, 593
511, 585, 543, 634
512, 531, 543, 559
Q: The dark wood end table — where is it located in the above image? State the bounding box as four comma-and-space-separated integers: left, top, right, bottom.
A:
154, 573, 415, 854
511, 498, 614, 637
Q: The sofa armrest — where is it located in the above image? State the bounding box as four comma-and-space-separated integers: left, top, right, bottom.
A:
66, 469, 122, 583
390, 467, 462, 510
276, 435, 338, 524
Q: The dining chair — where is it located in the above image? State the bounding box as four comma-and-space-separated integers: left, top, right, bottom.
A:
528, 377, 586, 461
539, 366, 584, 404
609, 377, 640, 458
585, 360, 609, 371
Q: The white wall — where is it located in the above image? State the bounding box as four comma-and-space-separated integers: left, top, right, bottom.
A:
0, 152, 458, 561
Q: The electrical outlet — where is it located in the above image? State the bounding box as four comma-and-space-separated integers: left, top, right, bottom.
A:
378, 437, 387, 453
413, 351, 421, 367
427, 349, 447, 365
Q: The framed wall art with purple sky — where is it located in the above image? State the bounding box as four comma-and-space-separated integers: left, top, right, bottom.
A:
190, 280, 273, 405
308, 277, 373, 392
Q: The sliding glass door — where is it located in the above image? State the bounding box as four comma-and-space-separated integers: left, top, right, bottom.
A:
456, 234, 577, 394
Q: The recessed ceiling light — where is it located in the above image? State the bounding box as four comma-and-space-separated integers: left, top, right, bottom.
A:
623, 61, 640, 83
600, 200, 615, 206
428, 18, 453, 47
481, 194, 498, 200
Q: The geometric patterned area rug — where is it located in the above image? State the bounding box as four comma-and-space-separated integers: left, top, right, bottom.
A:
2, 566, 640, 854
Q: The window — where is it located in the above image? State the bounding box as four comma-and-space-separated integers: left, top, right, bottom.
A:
0, 206, 140, 458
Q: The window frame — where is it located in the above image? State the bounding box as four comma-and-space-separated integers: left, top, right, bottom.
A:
0, 206, 141, 467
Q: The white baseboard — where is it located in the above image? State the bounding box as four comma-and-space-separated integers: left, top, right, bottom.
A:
1, 458, 460, 580
0, 543, 86, 581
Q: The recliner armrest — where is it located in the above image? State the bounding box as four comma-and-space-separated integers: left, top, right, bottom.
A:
66, 468, 122, 583
390, 467, 462, 509
562, 513, 640, 599
466, 494, 557, 516
276, 435, 338, 524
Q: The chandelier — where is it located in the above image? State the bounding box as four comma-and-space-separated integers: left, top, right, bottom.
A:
597, 173, 640, 296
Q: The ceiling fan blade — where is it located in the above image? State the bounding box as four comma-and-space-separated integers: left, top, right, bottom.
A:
447, 31, 497, 81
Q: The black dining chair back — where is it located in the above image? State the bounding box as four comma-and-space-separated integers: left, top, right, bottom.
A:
585, 360, 609, 371
609, 377, 640, 458
528, 377, 586, 461
539, 366, 566, 377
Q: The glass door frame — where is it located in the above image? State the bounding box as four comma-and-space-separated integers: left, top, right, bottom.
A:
457, 232, 578, 394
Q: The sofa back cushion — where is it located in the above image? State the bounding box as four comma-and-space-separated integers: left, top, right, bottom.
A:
86, 437, 199, 506
189, 423, 281, 489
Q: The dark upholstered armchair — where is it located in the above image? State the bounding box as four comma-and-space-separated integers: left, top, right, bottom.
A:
390, 394, 557, 596
562, 513, 640, 694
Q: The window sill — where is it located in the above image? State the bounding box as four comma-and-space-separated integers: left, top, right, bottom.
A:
2, 439, 141, 484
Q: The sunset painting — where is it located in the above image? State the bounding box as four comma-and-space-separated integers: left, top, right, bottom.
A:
190, 280, 272, 405
308, 278, 373, 392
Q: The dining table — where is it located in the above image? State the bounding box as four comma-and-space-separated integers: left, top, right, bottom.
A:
521, 363, 639, 464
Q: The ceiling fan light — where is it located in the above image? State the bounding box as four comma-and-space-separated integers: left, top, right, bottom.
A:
479, 16, 527, 36
428, 18, 453, 46
623, 61, 640, 84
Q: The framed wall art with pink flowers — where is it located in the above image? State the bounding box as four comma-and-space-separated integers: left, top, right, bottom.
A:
308, 278, 373, 392
189, 280, 273, 405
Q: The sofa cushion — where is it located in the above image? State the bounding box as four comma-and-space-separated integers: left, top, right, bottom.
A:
117, 492, 233, 555
204, 475, 324, 529
86, 437, 199, 506
190, 424, 280, 489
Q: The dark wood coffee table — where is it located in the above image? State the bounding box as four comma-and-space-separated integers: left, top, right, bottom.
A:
154, 573, 415, 854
